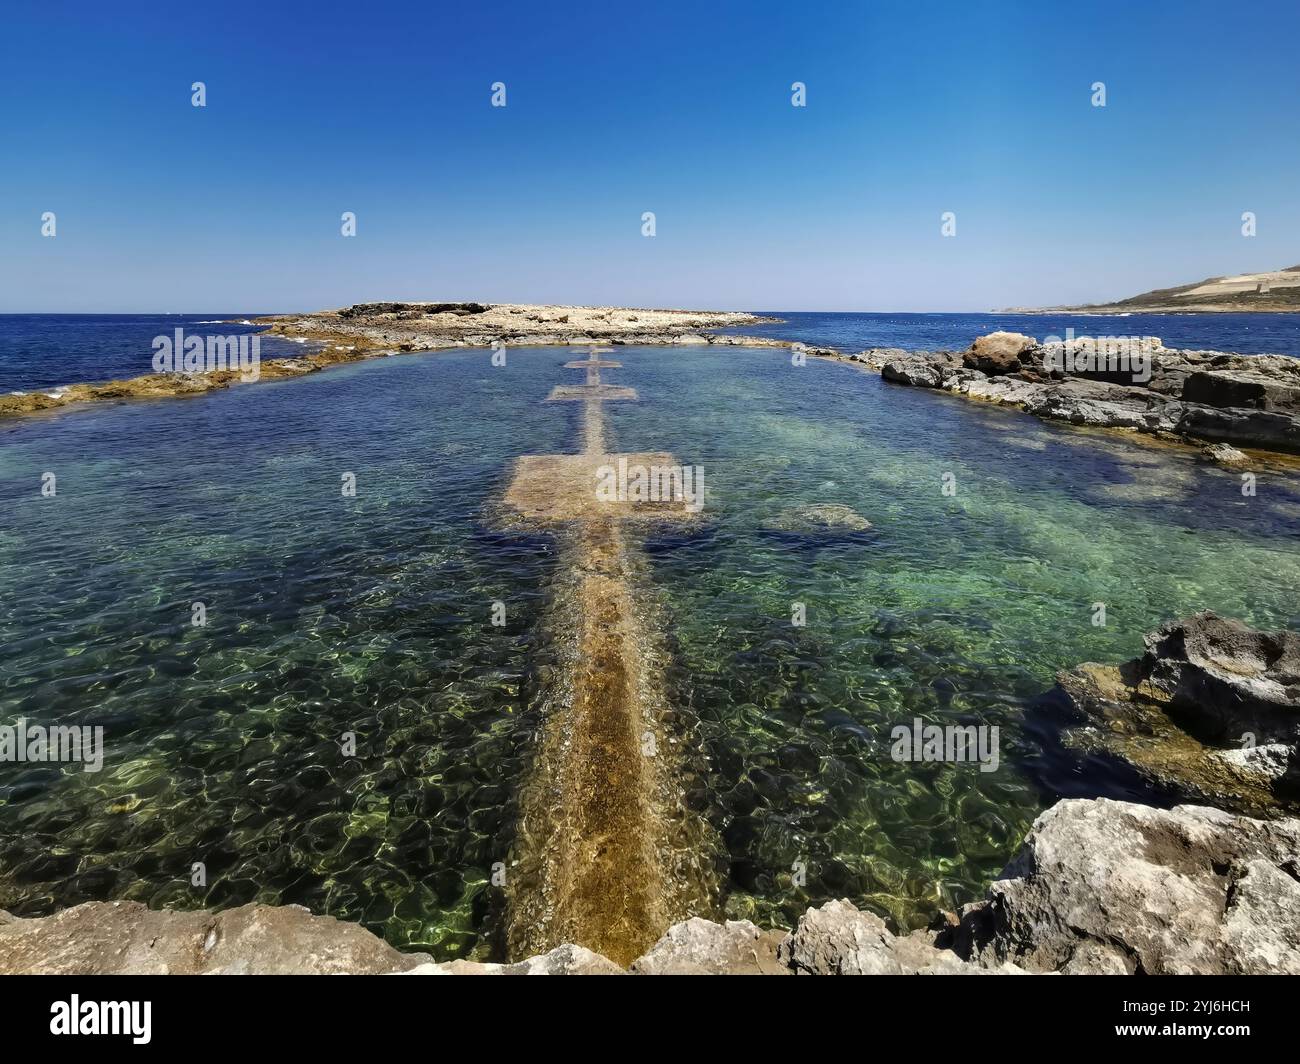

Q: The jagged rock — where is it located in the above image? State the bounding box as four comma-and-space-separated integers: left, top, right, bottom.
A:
964, 332, 1038, 375
954, 799, 1300, 974
0, 901, 431, 975
403, 944, 625, 976
1044, 612, 1300, 813
881, 353, 950, 387
631, 917, 788, 974
1183, 369, 1300, 413
1140, 612, 1300, 745
871, 337, 1300, 454
779, 899, 1027, 975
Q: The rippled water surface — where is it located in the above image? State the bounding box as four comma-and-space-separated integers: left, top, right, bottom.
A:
2, 345, 1299, 956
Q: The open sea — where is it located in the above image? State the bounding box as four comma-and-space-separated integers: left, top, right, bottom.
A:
3, 311, 1299, 394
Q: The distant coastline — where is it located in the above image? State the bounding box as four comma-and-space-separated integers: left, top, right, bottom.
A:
1013, 264, 1300, 314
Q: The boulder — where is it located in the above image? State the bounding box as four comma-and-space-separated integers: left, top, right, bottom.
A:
953, 798, 1300, 974
1139, 612, 1300, 745
631, 917, 788, 975
881, 353, 951, 387
964, 332, 1038, 376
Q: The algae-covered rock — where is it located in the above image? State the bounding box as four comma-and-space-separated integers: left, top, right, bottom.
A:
1044, 612, 1300, 813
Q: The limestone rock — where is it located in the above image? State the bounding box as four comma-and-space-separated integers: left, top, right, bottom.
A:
1200, 441, 1251, 467
779, 899, 1026, 975
955, 799, 1300, 974
1183, 369, 1300, 413
401, 944, 625, 975
1044, 611, 1300, 813
631, 917, 788, 975
882, 354, 948, 387
0, 901, 431, 975
964, 332, 1039, 376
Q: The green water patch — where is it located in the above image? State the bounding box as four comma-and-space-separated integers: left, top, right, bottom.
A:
614, 346, 1300, 929
0, 349, 576, 960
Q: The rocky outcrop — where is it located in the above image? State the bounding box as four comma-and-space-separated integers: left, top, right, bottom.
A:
1183, 368, 1300, 413
779, 900, 1027, 975
873, 331, 1300, 454
950, 799, 1300, 974
1043, 612, 1300, 814
0, 304, 786, 421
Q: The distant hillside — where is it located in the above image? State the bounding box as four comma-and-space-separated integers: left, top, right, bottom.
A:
1050, 266, 1300, 313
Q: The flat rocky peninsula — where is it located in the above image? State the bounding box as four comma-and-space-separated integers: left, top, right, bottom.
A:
0, 302, 779, 419
254, 301, 777, 350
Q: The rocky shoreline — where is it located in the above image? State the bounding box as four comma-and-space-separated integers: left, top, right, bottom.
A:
844, 331, 1300, 456
0, 302, 785, 420
5, 794, 1296, 975
6, 304, 1300, 465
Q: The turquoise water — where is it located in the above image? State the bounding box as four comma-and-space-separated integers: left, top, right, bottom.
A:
615, 346, 1300, 928
2, 345, 1299, 956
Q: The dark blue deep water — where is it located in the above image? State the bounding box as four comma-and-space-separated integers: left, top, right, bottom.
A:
0, 314, 313, 392
3, 311, 1298, 395
717, 311, 1300, 358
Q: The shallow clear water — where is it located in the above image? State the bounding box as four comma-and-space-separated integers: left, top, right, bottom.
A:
2, 345, 1299, 956
0, 351, 575, 957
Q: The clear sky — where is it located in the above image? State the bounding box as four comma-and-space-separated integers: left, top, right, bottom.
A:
2, 0, 1298, 312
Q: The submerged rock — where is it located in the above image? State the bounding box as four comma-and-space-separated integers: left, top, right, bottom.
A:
1043, 612, 1300, 813
951, 798, 1300, 974
761, 503, 873, 534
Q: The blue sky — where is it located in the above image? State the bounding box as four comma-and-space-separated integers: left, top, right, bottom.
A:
2, 0, 1298, 312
